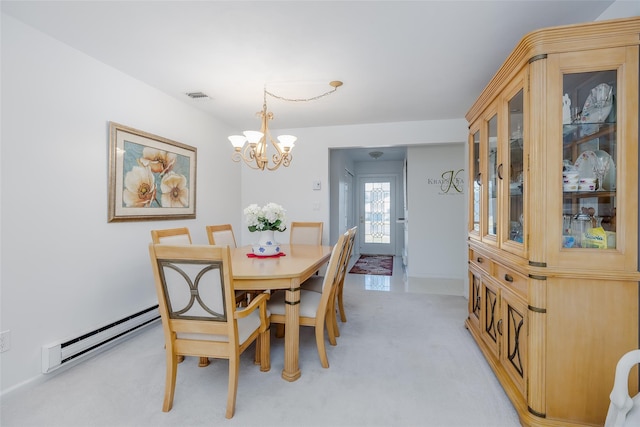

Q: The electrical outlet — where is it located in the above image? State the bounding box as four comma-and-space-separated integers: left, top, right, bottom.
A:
0, 330, 10, 353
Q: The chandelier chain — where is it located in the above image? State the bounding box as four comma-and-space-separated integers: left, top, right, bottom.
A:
265, 85, 340, 103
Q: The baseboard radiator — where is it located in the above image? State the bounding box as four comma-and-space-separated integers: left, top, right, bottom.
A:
42, 305, 160, 373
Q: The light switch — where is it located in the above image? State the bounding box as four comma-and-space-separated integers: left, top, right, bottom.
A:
312, 180, 321, 190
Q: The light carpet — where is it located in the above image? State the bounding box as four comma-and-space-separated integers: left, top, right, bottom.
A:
0, 286, 519, 426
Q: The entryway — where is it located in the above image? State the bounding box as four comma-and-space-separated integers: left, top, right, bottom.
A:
357, 175, 396, 255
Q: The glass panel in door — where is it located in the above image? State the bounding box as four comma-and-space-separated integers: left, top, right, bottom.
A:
487, 115, 498, 238
359, 176, 396, 255
508, 89, 524, 243
471, 130, 481, 234
561, 70, 617, 250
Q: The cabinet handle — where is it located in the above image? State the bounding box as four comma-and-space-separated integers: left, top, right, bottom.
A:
504, 274, 514, 283
476, 257, 483, 263
497, 163, 504, 180
497, 319, 503, 335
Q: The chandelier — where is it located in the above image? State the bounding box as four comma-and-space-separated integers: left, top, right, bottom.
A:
228, 81, 343, 171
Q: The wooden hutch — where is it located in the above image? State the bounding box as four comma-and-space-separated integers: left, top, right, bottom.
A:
465, 17, 640, 426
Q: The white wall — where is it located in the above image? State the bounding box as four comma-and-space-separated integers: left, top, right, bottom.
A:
329, 149, 356, 245
239, 120, 468, 247
0, 14, 241, 393
406, 144, 466, 280
596, 0, 639, 21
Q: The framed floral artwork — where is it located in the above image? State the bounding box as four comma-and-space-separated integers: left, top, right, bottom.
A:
108, 122, 196, 222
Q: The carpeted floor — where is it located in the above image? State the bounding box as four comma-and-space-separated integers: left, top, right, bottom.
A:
0, 276, 519, 426
349, 254, 394, 276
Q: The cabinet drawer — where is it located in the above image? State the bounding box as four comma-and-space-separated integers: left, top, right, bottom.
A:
494, 264, 527, 298
469, 248, 492, 275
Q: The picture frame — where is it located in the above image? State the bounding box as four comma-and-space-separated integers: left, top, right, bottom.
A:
108, 122, 196, 222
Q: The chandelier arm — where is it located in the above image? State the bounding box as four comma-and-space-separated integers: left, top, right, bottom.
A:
266, 153, 290, 171
234, 144, 265, 170
266, 132, 284, 156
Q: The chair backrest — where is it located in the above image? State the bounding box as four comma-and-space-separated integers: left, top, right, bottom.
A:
605, 349, 640, 427
338, 226, 358, 279
344, 226, 357, 263
206, 224, 237, 248
150, 227, 192, 244
148, 244, 238, 341
318, 232, 349, 297
290, 222, 323, 245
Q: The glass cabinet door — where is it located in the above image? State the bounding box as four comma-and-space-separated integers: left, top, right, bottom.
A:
561, 70, 616, 250
486, 114, 498, 240
507, 89, 524, 245
470, 129, 481, 237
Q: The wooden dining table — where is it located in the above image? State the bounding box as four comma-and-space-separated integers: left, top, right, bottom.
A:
230, 243, 332, 381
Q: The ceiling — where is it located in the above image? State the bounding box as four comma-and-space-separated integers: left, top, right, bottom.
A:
2, 2, 618, 165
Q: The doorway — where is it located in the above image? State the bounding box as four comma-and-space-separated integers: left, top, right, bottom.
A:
358, 175, 396, 255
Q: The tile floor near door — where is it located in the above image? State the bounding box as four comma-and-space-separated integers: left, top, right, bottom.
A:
0, 256, 520, 427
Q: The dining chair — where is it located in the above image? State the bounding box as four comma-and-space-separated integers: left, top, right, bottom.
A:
148, 243, 270, 419
335, 226, 357, 325
289, 221, 323, 245
605, 349, 640, 427
206, 224, 255, 306
301, 226, 357, 337
206, 224, 237, 248
268, 232, 348, 369
150, 227, 208, 367
150, 227, 192, 245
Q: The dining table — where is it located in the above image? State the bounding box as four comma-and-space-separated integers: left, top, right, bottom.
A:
230, 243, 332, 382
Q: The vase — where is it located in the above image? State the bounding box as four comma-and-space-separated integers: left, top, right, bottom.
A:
252, 230, 282, 256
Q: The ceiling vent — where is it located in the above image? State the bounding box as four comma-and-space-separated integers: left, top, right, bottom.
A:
186, 91, 210, 99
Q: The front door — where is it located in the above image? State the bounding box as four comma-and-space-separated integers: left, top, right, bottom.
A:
358, 176, 396, 255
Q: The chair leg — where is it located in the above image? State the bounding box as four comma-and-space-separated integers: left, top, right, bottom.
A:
338, 284, 347, 322
165, 343, 184, 363
225, 354, 240, 419
331, 296, 340, 338
162, 350, 178, 412
198, 357, 210, 367
315, 324, 329, 368
254, 338, 261, 366
326, 309, 337, 347
259, 329, 271, 372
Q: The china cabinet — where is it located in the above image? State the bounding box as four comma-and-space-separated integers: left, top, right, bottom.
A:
465, 17, 640, 426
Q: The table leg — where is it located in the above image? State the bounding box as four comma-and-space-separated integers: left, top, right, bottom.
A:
282, 283, 301, 381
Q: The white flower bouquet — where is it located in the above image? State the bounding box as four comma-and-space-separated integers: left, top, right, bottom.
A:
244, 203, 287, 232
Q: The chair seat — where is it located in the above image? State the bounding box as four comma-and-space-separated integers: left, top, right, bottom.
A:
178, 309, 262, 344
300, 276, 323, 293
269, 289, 322, 318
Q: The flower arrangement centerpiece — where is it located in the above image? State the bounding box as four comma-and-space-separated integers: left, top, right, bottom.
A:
244, 203, 287, 256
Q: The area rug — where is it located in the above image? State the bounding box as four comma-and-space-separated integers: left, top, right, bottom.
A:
348, 254, 393, 276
